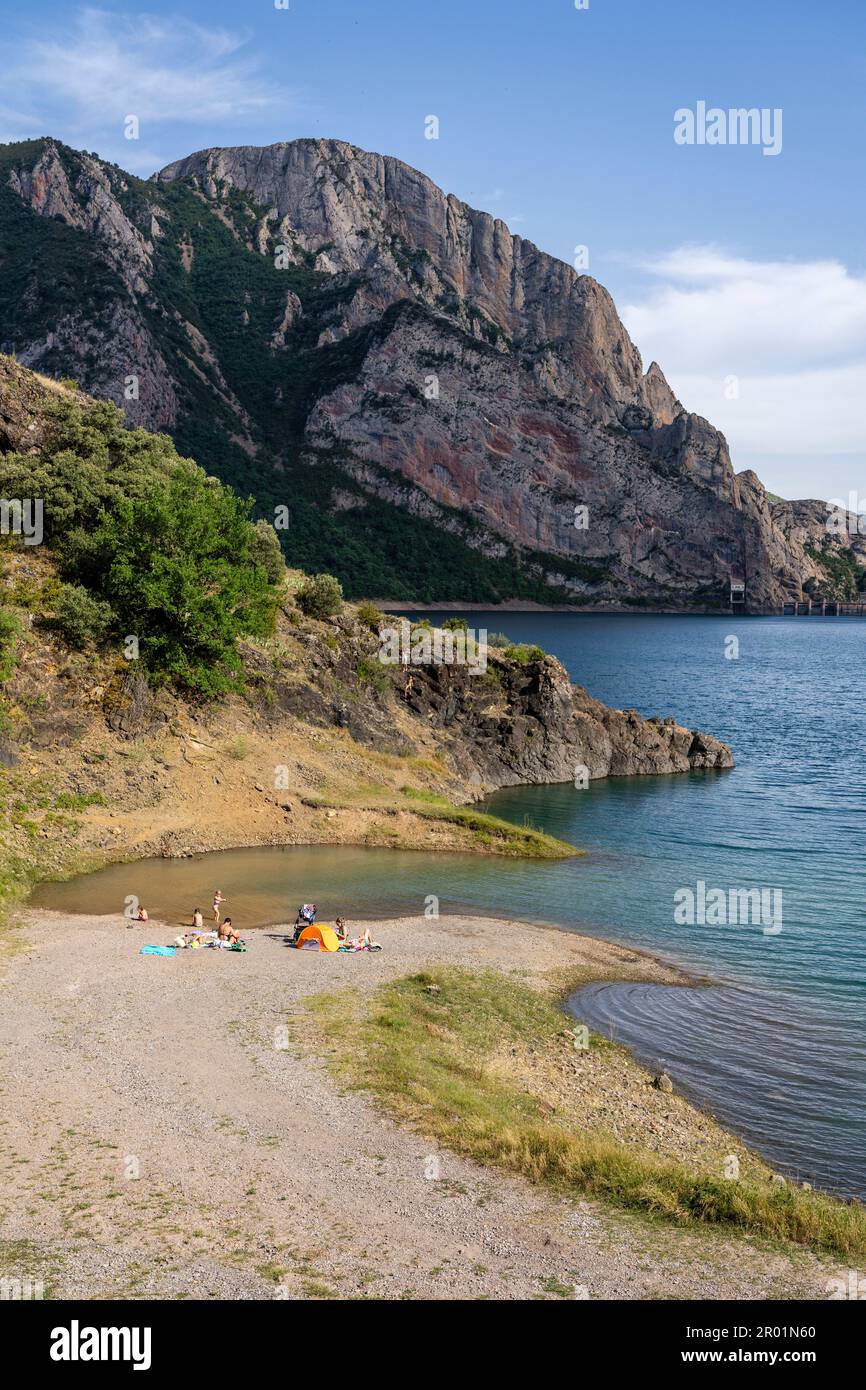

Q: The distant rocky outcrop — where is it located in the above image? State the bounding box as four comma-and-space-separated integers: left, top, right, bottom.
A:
0, 135, 851, 606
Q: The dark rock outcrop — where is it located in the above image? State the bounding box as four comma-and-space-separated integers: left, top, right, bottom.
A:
399, 648, 731, 789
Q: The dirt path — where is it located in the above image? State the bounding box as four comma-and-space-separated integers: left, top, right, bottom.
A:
0, 910, 836, 1301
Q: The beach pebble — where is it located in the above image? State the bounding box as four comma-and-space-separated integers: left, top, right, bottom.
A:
653, 1072, 673, 1093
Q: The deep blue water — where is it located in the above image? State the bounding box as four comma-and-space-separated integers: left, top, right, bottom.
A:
35, 613, 866, 1195
476, 612, 866, 1196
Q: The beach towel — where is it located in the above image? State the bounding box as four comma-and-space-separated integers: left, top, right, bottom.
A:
140, 945, 177, 957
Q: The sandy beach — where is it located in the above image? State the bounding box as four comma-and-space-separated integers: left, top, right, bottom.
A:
0, 909, 839, 1301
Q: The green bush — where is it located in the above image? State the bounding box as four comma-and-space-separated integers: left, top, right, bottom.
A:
504, 643, 546, 664
0, 398, 187, 542
355, 599, 384, 633
356, 655, 390, 693
0, 395, 282, 698
46, 583, 114, 647
295, 572, 343, 621
74, 474, 277, 697
486, 632, 511, 649
249, 519, 286, 584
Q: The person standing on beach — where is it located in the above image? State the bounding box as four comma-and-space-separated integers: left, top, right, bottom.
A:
212, 891, 226, 925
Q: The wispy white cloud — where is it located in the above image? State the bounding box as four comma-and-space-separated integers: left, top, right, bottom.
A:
0, 6, 303, 170
621, 245, 866, 498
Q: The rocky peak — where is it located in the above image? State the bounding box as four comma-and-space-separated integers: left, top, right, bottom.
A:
154, 140, 667, 422
9, 139, 154, 294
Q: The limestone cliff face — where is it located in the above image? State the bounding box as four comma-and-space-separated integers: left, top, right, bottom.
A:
155, 142, 715, 458
0, 135, 847, 606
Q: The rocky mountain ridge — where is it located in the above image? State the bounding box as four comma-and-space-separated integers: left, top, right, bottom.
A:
0, 135, 859, 605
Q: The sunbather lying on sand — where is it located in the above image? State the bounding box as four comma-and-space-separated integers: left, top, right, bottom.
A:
342, 926, 381, 951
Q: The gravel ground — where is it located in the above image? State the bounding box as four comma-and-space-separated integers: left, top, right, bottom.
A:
0, 910, 837, 1301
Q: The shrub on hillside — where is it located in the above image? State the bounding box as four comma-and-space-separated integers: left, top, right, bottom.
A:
0, 398, 190, 542
486, 632, 511, 648
504, 643, 546, 664
356, 655, 389, 693
355, 599, 384, 633
45, 583, 114, 648
249, 519, 286, 584
295, 572, 343, 621
0, 395, 281, 699
69, 474, 278, 698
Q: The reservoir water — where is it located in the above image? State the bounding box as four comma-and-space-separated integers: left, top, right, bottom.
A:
34, 614, 866, 1197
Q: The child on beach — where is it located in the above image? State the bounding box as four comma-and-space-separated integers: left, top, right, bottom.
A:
212, 891, 226, 925
192, 908, 204, 930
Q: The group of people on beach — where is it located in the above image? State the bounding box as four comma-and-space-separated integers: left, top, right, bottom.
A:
129, 891, 239, 947
189, 891, 239, 943
131, 890, 378, 951
290, 902, 379, 950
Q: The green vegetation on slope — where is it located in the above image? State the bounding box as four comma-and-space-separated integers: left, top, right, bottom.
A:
0, 387, 280, 697
804, 543, 866, 600
308, 967, 866, 1259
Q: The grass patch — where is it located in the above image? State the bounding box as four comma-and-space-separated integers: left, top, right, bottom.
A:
299, 788, 578, 857
307, 967, 866, 1260
412, 804, 579, 859
401, 786, 448, 806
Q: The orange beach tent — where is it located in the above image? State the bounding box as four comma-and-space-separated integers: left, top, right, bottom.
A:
295, 924, 340, 952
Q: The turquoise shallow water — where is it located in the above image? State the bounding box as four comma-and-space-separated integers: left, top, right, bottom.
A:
34, 613, 866, 1196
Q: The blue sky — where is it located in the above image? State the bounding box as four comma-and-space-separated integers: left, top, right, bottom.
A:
1, 0, 864, 500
